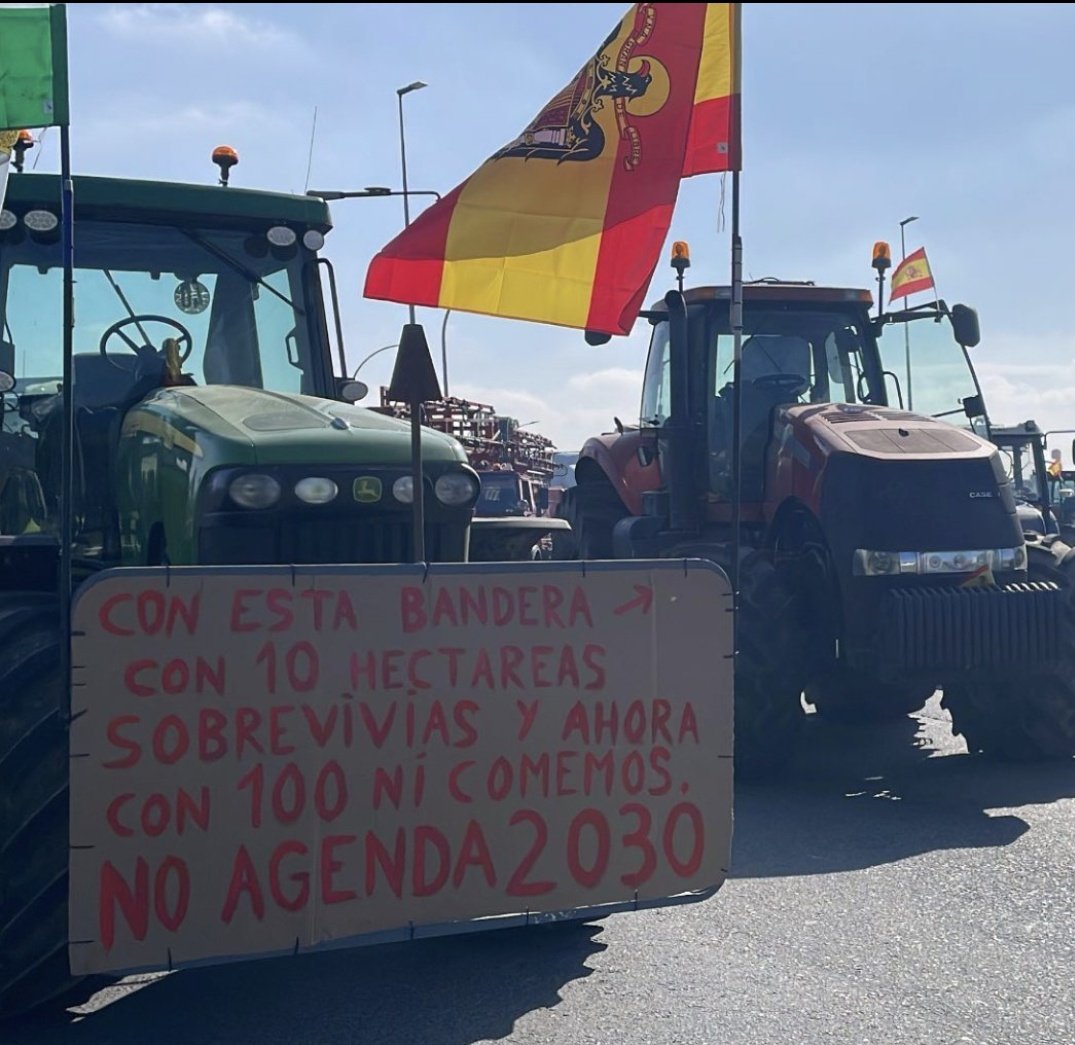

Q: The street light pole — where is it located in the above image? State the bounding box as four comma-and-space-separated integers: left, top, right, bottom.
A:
395, 81, 430, 564
397, 81, 428, 321
899, 215, 919, 411
352, 343, 399, 378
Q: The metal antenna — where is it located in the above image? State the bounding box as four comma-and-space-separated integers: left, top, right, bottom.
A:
303, 105, 318, 193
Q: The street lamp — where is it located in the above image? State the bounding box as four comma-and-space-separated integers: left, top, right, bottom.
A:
398, 81, 427, 333
898, 215, 919, 261
397, 81, 428, 240
898, 215, 919, 411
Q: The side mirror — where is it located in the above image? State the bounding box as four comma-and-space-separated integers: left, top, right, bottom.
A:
338, 379, 368, 403
0, 370, 14, 394
962, 393, 985, 420
1071, 439, 1075, 466
950, 303, 980, 348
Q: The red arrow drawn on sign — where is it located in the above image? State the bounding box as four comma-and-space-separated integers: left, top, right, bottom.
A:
614, 584, 653, 616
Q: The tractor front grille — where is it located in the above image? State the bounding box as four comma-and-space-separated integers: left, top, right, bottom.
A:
880, 581, 1064, 673
278, 516, 444, 564
198, 512, 456, 565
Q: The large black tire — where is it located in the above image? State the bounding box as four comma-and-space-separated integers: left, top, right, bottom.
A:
733, 551, 808, 780
0, 593, 76, 1018
942, 538, 1075, 760
549, 490, 579, 561
806, 667, 935, 723
560, 483, 626, 559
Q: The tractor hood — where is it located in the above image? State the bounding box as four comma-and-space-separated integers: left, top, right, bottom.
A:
125, 385, 467, 467
785, 401, 1022, 560
790, 402, 995, 461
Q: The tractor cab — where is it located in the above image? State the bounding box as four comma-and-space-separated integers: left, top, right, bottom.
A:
0, 168, 478, 587
1056, 467, 1075, 540
1, 175, 332, 546
639, 282, 891, 508
987, 421, 1059, 537
567, 277, 991, 556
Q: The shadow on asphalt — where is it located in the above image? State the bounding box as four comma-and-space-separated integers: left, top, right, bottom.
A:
6, 921, 606, 1045
732, 696, 1075, 879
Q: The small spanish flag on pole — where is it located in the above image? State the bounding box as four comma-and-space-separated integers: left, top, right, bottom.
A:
365, 3, 742, 337
889, 246, 936, 304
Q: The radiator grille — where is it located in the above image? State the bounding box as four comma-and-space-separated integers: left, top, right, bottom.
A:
881, 581, 1063, 671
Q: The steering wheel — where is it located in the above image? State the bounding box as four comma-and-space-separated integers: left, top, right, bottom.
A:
99, 315, 193, 369
752, 373, 808, 397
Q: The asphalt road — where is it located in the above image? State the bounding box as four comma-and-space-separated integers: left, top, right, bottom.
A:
9, 695, 1075, 1045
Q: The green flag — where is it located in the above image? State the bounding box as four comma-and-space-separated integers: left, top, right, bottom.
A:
0, 3, 69, 130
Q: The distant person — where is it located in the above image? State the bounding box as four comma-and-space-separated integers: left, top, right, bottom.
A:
1049, 448, 1064, 480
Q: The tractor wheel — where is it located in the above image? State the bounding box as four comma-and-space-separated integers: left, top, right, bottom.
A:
806, 667, 935, 723
550, 491, 579, 561
943, 539, 1075, 760
733, 550, 808, 780
564, 483, 625, 560
0, 593, 76, 1018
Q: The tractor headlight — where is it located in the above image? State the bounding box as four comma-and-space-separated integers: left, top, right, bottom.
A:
854, 545, 1027, 577
229, 474, 281, 509
24, 209, 59, 233
393, 476, 414, 504
267, 225, 297, 247
435, 472, 479, 507
997, 545, 1027, 571
295, 477, 338, 505
919, 550, 991, 575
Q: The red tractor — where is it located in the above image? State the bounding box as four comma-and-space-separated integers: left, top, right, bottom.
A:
558, 274, 1075, 776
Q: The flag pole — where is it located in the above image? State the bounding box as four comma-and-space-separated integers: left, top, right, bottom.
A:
50, 0, 75, 721
730, 170, 743, 613
898, 216, 918, 412
59, 119, 74, 718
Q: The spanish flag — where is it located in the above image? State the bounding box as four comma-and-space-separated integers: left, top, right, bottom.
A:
889, 247, 936, 304
364, 3, 741, 336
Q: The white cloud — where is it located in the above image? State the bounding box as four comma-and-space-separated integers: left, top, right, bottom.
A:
82, 99, 284, 140
975, 361, 1075, 438
100, 4, 296, 49
565, 366, 644, 396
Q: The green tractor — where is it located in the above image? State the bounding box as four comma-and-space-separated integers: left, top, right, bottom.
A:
0, 169, 482, 575
0, 163, 482, 1013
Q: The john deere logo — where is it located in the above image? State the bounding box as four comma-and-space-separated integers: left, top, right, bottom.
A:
353, 476, 382, 503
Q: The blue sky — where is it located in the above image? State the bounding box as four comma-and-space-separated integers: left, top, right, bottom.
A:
25, 3, 1075, 450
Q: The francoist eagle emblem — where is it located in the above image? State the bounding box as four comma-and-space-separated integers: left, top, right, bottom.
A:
494, 4, 670, 171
